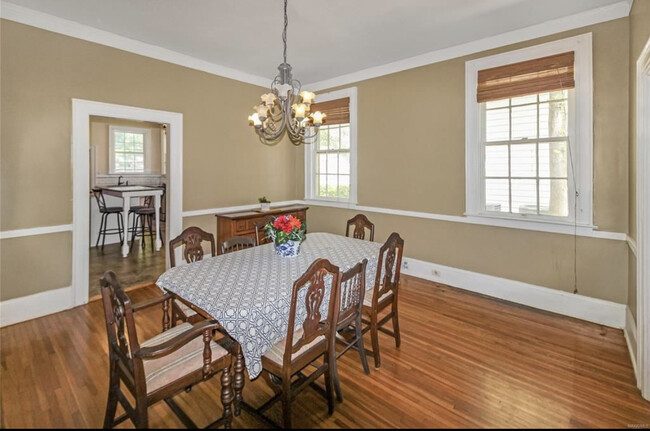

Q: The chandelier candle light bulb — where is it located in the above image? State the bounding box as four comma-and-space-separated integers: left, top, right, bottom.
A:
300, 91, 315, 105
310, 111, 326, 125
292, 103, 308, 120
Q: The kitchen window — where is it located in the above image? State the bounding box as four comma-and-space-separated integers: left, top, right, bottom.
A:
109, 126, 150, 174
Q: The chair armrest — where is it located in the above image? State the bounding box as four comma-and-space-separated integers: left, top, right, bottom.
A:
134, 320, 222, 360
132, 292, 173, 312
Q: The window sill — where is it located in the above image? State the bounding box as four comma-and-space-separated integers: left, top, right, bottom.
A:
464, 213, 596, 234
303, 198, 358, 208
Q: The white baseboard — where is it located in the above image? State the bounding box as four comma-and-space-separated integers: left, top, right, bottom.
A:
0, 286, 74, 327
624, 306, 639, 385
401, 257, 626, 329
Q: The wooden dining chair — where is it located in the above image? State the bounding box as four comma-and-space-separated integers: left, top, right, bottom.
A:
169, 226, 216, 325
100, 271, 234, 429
254, 215, 276, 246
345, 214, 375, 241
331, 259, 370, 402
361, 232, 404, 369
221, 236, 256, 254
256, 258, 340, 429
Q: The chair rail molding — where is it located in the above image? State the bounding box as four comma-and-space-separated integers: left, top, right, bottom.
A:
0, 224, 73, 240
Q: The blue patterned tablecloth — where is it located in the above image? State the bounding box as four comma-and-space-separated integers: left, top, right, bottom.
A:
156, 232, 381, 378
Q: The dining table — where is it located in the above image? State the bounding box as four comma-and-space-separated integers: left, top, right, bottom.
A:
102, 185, 164, 258
155, 232, 384, 380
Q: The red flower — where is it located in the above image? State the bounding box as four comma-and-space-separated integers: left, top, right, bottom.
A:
272, 215, 301, 234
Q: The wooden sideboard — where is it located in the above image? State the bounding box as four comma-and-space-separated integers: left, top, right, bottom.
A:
215, 205, 308, 254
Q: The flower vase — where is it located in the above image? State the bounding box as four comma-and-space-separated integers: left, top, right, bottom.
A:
274, 240, 301, 257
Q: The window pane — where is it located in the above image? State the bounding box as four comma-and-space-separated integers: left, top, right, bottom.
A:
340, 126, 350, 149
327, 174, 338, 197
114, 140, 124, 151
339, 152, 350, 175
485, 108, 509, 142
317, 174, 327, 197
511, 104, 537, 139
339, 175, 350, 199
318, 129, 329, 150
485, 179, 509, 213
511, 179, 537, 214
317, 153, 327, 175
539, 179, 568, 217
539, 90, 568, 102
326, 153, 338, 175
115, 131, 125, 143
539, 142, 568, 178
485, 145, 508, 177
134, 133, 144, 144
486, 99, 509, 109
510, 144, 536, 177
511, 94, 537, 106
329, 127, 340, 150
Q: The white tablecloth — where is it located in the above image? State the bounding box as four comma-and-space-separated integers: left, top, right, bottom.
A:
156, 232, 381, 378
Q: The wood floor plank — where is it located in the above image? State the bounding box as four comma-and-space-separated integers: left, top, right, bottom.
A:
1, 275, 649, 428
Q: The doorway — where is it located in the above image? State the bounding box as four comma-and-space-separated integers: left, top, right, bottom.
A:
88, 116, 169, 298
72, 100, 183, 306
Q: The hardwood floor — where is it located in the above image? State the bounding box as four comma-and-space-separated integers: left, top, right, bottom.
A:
88, 239, 166, 298
1, 275, 648, 428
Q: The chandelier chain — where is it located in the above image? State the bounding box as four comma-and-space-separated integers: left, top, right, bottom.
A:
282, 0, 288, 64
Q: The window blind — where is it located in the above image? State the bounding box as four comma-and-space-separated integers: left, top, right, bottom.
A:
309, 97, 350, 125
477, 51, 575, 103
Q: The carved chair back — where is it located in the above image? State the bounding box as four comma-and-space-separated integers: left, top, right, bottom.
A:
337, 259, 367, 326
284, 258, 340, 365
371, 232, 405, 307
346, 214, 375, 241
169, 226, 216, 267
221, 236, 256, 254
254, 215, 276, 246
100, 271, 145, 389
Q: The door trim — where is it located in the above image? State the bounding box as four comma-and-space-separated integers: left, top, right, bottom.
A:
72, 99, 183, 306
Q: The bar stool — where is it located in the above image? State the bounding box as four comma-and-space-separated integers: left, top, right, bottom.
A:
130, 204, 156, 252
92, 187, 124, 250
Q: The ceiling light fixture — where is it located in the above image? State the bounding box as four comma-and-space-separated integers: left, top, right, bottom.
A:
248, 0, 324, 145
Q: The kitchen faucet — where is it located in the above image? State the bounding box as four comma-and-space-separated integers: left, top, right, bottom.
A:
117, 175, 124, 186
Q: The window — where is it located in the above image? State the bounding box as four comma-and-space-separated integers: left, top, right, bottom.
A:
305, 88, 357, 203
109, 126, 150, 174
483, 90, 570, 217
465, 34, 593, 227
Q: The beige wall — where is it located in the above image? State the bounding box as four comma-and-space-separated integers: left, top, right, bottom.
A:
90, 116, 163, 176
0, 20, 299, 300
627, 0, 650, 322
303, 18, 632, 304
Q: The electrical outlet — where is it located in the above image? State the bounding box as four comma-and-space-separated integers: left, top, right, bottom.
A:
432, 269, 440, 276
403, 261, 409, 269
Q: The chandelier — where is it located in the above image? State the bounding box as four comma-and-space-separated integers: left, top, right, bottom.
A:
248, 0, 325, 145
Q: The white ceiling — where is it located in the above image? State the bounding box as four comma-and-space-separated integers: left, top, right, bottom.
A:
4, 0, 625, 86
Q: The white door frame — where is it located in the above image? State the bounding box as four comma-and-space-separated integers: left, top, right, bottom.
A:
636, 36, 650, 401
72, 99, 183, 306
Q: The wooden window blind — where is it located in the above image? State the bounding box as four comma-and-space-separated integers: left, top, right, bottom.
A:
309, 97, 350, 125
477, 51, 575, 103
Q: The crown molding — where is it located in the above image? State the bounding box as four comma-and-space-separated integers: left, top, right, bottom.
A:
0, 1, 632, 92
0, 1, 270, 88
303, 0, 632, 91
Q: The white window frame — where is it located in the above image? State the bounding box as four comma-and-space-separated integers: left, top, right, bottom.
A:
304, 87, 358, 204
465, 33, 594, 229
108, 125, 151, 175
